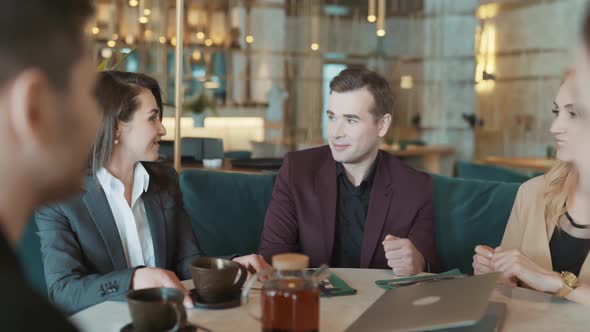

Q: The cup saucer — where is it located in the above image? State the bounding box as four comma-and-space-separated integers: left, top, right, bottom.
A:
189, 289, 242, 310
120, 322, 206, 332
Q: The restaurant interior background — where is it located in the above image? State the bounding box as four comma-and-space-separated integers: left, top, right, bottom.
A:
88, 0, 588, 176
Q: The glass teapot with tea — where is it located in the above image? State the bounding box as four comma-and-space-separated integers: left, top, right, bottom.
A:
241, 253, 330, 332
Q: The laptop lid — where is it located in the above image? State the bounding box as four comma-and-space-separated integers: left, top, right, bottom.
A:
346, 273, 499, 332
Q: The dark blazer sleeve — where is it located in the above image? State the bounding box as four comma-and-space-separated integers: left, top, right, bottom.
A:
258, 154, 300, 262
408, 176, 440, 273
166, 169, 204, 280
35, 205, 140, 315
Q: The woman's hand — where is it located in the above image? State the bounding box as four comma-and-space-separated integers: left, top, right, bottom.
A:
473, 245, 495, 275
491, 246, 562, 293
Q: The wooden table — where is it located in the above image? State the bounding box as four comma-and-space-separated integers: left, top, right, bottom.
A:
482, 156, 556, 173
162, 160, 273, 175
180, 160, 267, 174
70, 268, 589, 332
382, 145, 455, 174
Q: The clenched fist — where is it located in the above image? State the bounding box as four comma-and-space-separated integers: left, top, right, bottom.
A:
383, 235, 425, 276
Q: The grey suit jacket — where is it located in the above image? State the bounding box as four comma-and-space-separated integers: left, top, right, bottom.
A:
35, 164, 203, 315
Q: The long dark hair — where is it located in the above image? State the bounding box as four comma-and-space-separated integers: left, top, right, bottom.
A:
91, 71, 174, 193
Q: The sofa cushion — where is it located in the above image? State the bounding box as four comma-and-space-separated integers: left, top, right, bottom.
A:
432, 174, 519, 274
456, 161, 530, 183
179, 169, 275, 256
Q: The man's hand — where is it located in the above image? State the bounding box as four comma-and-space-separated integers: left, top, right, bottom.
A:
233, 254, 272, 279
383, 235, 425, 276
132, 267, 193, 308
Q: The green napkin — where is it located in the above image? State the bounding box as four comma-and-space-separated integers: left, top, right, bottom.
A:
375, 269, 464, 290
320, 273, 357, 297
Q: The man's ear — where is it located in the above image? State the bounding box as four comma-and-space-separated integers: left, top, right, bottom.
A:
378, 113, 392, 137
8, 69, 53, 148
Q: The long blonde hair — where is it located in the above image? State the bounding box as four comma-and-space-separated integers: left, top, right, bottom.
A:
543, 71, 578, 228
544, 162, 578, 228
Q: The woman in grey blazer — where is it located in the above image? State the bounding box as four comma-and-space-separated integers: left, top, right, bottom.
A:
36, 71, 269, 315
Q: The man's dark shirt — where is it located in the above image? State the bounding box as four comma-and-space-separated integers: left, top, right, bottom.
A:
331, 155, 380, 268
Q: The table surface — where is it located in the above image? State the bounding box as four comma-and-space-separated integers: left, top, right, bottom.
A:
70, 268, 589, 332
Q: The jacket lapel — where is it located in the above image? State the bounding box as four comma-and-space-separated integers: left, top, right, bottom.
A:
142, 189, 167, 268
360, 156, 394, 268
522, 206, 554, 272
82, 177, 128, 270
315, 155, 338, 265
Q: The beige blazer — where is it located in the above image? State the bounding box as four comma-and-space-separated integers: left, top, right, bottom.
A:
501, 176, 590, 283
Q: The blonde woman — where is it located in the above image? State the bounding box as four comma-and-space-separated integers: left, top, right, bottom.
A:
473, 57, 590, 304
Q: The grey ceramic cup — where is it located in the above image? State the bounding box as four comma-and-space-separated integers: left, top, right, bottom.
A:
190, 257, 247, 303
126, 287, 187, 332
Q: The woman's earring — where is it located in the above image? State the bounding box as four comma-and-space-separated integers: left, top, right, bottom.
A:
114, 139, 119, 145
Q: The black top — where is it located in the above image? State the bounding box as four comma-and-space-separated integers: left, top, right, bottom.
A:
0, 229, 77, 331
331, 154, 380, 268
549, 212, 590, 276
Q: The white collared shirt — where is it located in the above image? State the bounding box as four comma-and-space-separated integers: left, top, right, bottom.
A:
97, 163, 155, 268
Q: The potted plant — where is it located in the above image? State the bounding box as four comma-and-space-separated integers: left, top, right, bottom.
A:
184, 92, 216, 127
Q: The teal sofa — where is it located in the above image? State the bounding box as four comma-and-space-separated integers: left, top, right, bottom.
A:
431, 175, 519, 273
456, 160, 531, 183
178, 169, 519, 275
16, 169, 521, 298
179, 169, 275, 256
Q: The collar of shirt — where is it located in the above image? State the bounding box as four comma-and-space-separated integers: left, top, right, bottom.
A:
97, 163, 150, 207
336, 152, 380, 190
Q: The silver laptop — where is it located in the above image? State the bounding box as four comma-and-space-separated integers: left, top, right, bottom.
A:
347, 273, 499, 332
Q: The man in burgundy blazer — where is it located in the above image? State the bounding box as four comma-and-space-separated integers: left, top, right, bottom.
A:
258, 69, 439, 274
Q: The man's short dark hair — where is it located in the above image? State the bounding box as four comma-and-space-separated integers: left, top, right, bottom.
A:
329, 68, 394, 121
0, 0, 94, 89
